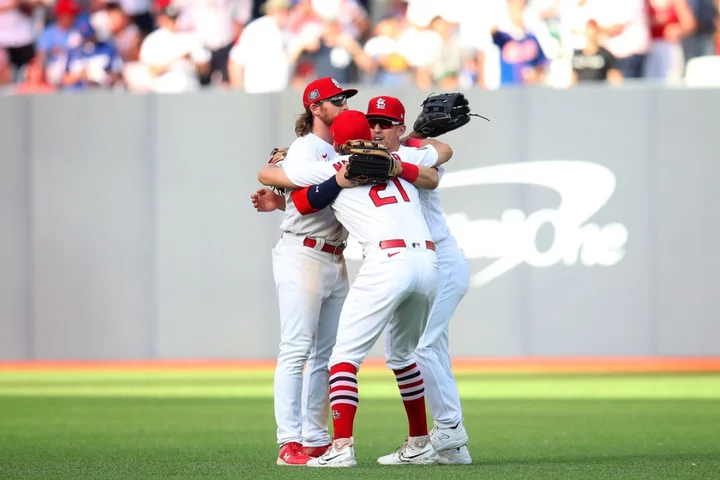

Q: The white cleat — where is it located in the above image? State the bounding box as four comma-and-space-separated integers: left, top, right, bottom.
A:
377, 435, 439, 465
306, 437, 357, 468
430, 423, 469, 453
437, 445, 472, 465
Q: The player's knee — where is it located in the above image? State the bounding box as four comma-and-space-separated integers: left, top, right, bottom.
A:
277, 342, 314, 370
385, 353, 415, 371
414, 344, 431, 360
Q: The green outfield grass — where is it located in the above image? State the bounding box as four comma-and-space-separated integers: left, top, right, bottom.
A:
1, 370, 719, 479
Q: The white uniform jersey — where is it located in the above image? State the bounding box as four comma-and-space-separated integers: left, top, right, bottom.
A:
395, 145, 452, 244
283, 155, 432, 252
278, 133, 347, 243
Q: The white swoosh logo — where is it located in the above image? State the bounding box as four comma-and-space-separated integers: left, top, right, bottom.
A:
438, 161, 617, 287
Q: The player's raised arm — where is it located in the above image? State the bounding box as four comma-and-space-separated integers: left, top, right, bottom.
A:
404, 136, 453, 166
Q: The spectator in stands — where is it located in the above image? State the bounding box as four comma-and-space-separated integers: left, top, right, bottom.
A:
14, 56, 57, 93
644, 0, 697, 81
176, 0, 249, 86
592, 0, 650, 79
456, 0, 507, 89
62, 22, 123, 91
492, 0, 548, 86
0, 0, 40, 79
228, 0, 303, 93
298, 18, 375, 84
311, 0, 370, 40
36, 0, 89, 85
138, 3, 211, 92
106, 2, 142, 62
118, 0, 154, 35
571, 19, 623, 84
416, 15, 466, 90
683, 0, 719, 61
363, 16, 412, 87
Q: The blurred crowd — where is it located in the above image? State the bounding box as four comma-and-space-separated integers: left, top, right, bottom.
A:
1, 0, 719, 94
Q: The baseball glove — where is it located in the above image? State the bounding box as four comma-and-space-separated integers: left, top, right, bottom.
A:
412, 92, 489, 138
343, 140, 398, 185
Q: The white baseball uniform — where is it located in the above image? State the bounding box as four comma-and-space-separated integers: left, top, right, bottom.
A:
284, 156, 439, 371
394, 145, 470, 429
273, 133, 349, 448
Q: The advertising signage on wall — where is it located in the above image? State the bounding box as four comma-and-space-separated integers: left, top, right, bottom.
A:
343, 161, 629, 288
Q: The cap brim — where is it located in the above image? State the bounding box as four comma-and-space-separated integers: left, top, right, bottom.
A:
311, 88, 359, 106
366, 114, 403, 124
341, 89, 358, 99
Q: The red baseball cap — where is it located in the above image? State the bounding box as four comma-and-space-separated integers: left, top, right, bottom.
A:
366, 96, 405, 125
303, 77, 358, 109
330, 110, 372, 145
55, 0, 81, 16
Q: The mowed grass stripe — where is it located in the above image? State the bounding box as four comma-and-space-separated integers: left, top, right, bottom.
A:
0, 372, 719, 399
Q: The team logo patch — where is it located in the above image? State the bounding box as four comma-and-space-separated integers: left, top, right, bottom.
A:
331, 78, 341, 88
376, 97, 386, 109
308, 89, 320, 102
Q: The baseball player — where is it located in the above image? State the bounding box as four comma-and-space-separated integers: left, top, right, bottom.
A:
365, 95, 472, 465
258, 77, 359, 466
257, 110, 454, 467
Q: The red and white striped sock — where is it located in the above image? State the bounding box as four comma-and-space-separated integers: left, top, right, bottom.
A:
329, 363, 358, 440
394, 363, 428, 437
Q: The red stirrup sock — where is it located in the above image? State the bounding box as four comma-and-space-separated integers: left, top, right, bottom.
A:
393, 363, 428, 437
329, 363, 358, 439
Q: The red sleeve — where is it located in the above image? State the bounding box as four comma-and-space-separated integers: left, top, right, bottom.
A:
290, 187, 321, 215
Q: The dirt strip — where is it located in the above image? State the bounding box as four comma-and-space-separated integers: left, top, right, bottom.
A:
1, 357, 719, 373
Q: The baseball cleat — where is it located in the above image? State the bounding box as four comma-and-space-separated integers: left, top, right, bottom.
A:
276, 441, 311, 466
377, 435, 439, 465
303, 444, 331, 458
306, 437, 357, 467
437, 445, 472, 465
430, 422, 469, 452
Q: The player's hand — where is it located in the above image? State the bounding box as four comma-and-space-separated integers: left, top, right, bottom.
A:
336, 165, 357, 188
251, 188, 280, 212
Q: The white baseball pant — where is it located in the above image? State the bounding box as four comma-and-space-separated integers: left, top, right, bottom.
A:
329, 240, 439, 371
413, 234, 469, 428
272, 232, 349, 447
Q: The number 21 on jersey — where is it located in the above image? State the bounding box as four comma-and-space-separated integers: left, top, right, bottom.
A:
369, 178, 411, 207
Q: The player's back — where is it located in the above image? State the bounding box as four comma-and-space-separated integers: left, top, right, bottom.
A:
331, 172, 432, 251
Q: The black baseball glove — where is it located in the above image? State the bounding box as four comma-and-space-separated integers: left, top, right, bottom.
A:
343, 140, 399, 185
413, 92, 489, 138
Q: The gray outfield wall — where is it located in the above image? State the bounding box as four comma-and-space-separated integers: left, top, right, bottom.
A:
1, 86, 719, 360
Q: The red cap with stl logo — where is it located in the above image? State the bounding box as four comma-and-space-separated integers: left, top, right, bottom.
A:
303, 77, 359, 109
366, 96, 405, 124
330, 110, 372, 145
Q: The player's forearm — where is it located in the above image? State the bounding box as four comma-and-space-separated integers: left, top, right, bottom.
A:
394, 161, 438, 189
258, 165, 300, 189
413, 166, 440, 190
290, 176, 342, 215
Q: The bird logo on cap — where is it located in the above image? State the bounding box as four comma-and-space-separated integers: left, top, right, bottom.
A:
376, 98, 386, 109
331, 78, 341, 88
